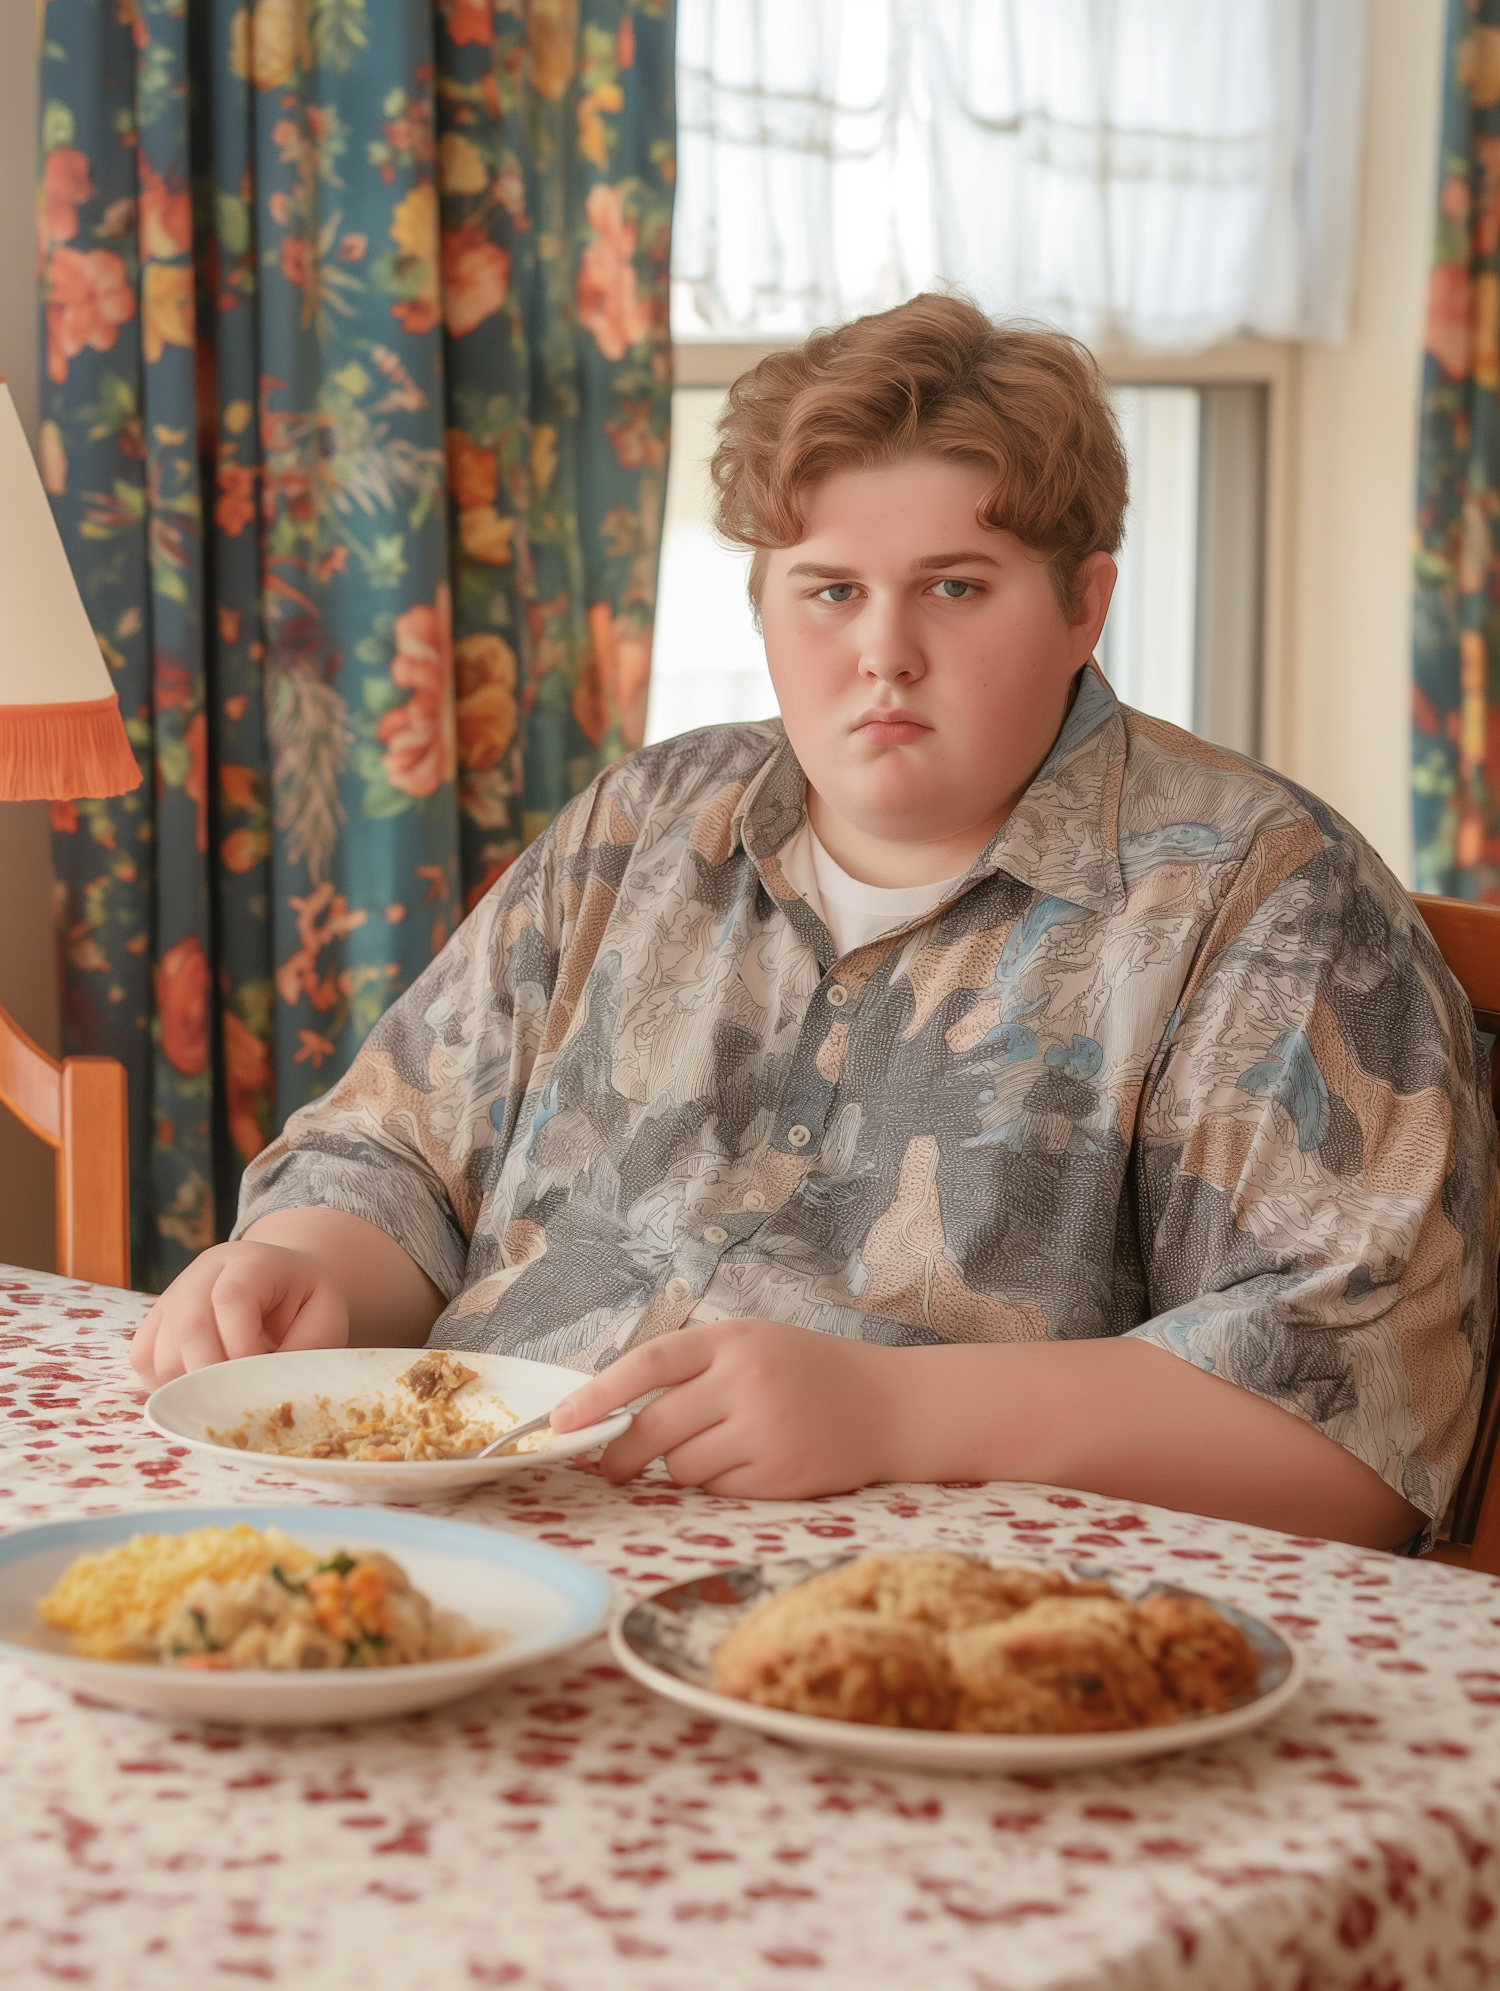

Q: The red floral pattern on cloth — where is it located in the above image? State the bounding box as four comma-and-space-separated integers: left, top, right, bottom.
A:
3, 1269, 1500, 1990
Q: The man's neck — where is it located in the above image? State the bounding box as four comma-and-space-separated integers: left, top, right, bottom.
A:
803, 790, 1004, 889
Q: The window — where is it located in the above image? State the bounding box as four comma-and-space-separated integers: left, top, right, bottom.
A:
645, 388, 776, 744
1097, 381, 1268, 755
673, 0, 1365, 350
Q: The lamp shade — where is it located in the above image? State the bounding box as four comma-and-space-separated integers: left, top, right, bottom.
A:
0, 380, 141, 801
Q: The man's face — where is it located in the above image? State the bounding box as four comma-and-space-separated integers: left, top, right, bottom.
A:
760, 456, 1114, 875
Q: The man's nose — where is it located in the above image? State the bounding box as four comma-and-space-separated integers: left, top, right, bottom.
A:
858, 598, 925, 683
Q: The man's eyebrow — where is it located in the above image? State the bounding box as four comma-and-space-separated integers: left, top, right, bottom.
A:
910, 550, 1002, 572
782, 552, 1002, 580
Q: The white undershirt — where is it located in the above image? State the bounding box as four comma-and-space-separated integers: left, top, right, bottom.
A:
778, 823, 966, 957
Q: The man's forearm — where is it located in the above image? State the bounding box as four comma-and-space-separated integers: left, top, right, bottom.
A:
243, 1208, 444, 1348
877, 1337, 1423, 1550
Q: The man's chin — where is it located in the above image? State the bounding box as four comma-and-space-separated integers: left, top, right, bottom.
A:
823, 790, 959, 844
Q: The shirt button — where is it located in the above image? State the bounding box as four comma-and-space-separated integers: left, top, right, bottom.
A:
742, 1190, 766, 1210
703, 1224, 728, 1245
826, 984, 849, 1007
787, 1124, 812, 1148
664, 1277, 692, 1303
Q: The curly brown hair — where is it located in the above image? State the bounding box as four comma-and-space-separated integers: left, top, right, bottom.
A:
709, 292, 1128, 614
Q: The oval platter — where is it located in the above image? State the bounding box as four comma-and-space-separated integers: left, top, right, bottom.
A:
610, 1554, 1307, 1776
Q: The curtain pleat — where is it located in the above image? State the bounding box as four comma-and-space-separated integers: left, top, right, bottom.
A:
200, 0, 275, 1222
1414, 0, 1500, 898
39, 0, 675, 1289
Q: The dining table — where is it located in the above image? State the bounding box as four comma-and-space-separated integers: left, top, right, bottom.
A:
4, 1264, 1500, 1991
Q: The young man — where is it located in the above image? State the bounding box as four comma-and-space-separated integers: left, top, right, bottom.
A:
132, 296, 1497, 1553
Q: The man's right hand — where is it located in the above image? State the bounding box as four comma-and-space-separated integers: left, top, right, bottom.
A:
129, 1240, 350, 1389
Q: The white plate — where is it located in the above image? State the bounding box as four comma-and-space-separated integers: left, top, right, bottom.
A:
610, 1555, 1307, 1775
0, 1505, 611, 1725
146, 1347, 631, 1499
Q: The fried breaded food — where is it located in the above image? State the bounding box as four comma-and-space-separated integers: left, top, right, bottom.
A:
1138, 1592, 1258, 1713
710, 1553, 1261, 1736
742, 1552, 1096, 1637
949, 1596, 1172, 1734
711, 1607, 955, 1728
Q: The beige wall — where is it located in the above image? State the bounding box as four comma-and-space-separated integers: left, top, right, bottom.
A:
1274, 0, 1443, 881
0, 0, 56, 1273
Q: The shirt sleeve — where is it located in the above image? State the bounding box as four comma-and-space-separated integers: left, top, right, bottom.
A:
232, 816, 570, 1301
1129, 841, 1499, 1544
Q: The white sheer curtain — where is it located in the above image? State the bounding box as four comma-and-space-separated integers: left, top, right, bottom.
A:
673, 0, 1366, 350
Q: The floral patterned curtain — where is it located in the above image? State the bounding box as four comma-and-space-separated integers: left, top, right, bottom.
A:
38, 0, 675, 1290
1414, 0, 1500, 898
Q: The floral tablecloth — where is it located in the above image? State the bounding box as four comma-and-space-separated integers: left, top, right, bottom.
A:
4, 1267, 1500, 1991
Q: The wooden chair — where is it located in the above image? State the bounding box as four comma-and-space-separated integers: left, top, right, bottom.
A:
0, 1000, 129, 1287
1414, 894, 1500, 1575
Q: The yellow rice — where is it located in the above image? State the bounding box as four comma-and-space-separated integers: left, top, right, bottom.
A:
38, 1524, 318, 1660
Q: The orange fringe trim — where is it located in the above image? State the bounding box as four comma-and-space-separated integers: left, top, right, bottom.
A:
0, 695, 142, 801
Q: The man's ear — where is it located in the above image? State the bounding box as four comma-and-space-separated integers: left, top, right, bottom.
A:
1071, 552, 1117, 660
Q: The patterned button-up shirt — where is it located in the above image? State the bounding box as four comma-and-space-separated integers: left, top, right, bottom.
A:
238, 667, 1499, 1534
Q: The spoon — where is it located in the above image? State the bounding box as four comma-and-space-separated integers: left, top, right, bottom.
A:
456, 1409, 557, 1461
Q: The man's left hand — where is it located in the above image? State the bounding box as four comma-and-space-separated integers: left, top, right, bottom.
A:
550, 1320, 901, 1498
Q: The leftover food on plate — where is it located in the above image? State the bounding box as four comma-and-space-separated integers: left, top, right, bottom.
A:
711, 1552, 1258, 1734
207, 1350, 543, 1463
37, 1522, 492, 1671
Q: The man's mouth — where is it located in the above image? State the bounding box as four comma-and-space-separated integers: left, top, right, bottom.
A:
852, 709, 932, 746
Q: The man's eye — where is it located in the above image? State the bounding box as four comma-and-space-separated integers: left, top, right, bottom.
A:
818, 584, 857, 603
932, 579, 974, 599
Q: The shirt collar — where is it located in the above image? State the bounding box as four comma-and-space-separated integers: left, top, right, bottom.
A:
732, 663, 1128, 920
732, 725, 835, 960
973, 664, 1128, 915
733, 721, 805, 870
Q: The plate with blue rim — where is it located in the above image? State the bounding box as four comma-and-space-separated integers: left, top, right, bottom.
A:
0, 1505, 611, 1725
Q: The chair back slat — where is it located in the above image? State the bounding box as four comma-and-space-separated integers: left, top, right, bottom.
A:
0, 1006, 62, 1145
57, 1059, 130, 1289
0, 1003, 130, 1288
